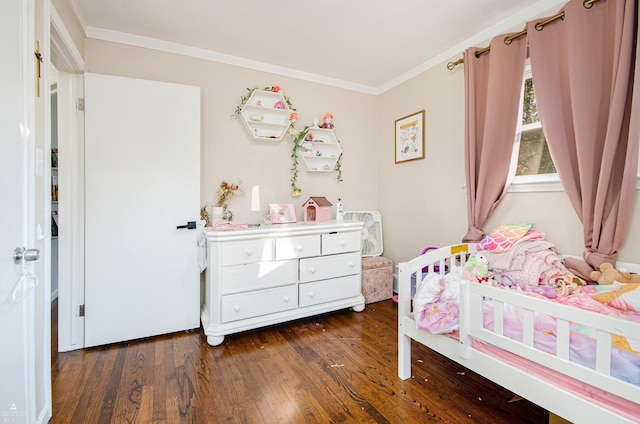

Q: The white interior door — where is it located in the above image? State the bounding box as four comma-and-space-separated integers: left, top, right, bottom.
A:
84, 73, 201, 347
0, 0, 40, 419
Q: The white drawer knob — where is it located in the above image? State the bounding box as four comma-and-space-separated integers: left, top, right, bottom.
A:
233, 305, 240, 312
296, 245, 303, 251
308, 292, 315, 298
283, 296, 290, 303
245, 249, 253, 256
309, 267, 316, 274
340, 240, 346, 246
348, 261, 355, 268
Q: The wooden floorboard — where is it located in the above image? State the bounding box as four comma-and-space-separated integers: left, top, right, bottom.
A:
51, 299, 549, 423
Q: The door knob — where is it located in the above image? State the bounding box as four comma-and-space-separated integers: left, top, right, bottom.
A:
176, 221, 197, 230
14, 247, 40, 264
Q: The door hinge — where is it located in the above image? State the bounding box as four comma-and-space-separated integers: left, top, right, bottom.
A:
77, 98, 85, 111
79, 304, 85, 317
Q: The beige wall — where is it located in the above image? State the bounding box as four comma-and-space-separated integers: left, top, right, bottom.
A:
84, 39, 379, 225
377, 63, 468, 265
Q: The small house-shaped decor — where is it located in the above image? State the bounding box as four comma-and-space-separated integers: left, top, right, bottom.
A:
302, 197, 333, 222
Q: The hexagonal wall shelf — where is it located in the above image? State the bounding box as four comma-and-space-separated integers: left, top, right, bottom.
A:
297, 128, 342, 172
239, 90, 292, 141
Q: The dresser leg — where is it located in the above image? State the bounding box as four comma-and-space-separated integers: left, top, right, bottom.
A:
352, 303, 365, 313
207, 335, 225, 346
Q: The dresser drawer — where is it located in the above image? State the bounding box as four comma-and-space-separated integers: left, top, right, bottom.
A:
299, 275, 361, 307
220, 260, 298, 295
221, 285, 298, 323
321, 231, 361, 255
221, 239, 273, 266
299, 251, 361, 283
275, 235, 320, 260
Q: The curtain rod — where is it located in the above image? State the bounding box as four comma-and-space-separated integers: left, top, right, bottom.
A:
446, 0, 601, 70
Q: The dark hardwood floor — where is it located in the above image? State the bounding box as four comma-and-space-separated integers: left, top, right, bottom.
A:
51, 299, 550, 423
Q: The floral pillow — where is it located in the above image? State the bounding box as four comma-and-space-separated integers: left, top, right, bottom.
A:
479, 222, 535, 252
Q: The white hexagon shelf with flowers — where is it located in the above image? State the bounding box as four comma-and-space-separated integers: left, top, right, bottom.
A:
296, 127, 342, 172
238, 89, 295, 141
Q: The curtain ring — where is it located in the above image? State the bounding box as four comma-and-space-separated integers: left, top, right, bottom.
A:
504, 37, 512, 45
535, 22, 545, 31
583, 0, 595, 9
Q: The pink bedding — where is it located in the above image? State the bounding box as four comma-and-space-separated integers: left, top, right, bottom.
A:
414, 270, 640, 386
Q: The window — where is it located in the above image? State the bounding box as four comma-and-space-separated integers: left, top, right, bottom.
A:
509, 61, 640, 192
516, 76, 556, 176
509, 61, 562, 192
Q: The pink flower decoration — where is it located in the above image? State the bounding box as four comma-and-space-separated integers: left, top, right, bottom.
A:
271, 86, 281, 93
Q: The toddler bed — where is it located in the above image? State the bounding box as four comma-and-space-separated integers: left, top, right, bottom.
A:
397, 243, 640, 424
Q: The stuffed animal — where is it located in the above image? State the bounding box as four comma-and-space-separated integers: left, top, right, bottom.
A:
620, 269, 640, 284
464, 253, 492, 283
590, 263, 640, 285
321, 112, 334, 129
551, 275, 582, 296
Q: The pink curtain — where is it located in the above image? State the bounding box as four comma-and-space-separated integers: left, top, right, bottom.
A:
528, 0, 640, 279
462, 34, 527, 242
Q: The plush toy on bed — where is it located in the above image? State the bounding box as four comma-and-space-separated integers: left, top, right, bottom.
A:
590, 263, 640, 285
552, 275, 582, 296
464, 253, 493, 283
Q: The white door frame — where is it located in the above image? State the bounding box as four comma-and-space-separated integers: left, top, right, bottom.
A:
49, 3, 85, 352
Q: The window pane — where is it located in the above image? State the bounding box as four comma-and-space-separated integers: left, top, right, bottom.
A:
522, 78, 538, 125
516, 128, 557, 175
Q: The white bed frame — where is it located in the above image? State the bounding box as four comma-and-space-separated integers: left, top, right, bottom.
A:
397, 244, 640, 424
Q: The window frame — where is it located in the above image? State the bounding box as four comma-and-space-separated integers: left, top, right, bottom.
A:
508, 60, 562, 193
508, 61, 640, 193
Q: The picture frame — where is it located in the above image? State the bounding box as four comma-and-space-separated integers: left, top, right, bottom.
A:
395, 110, 425, 163
268, 203, 297, 223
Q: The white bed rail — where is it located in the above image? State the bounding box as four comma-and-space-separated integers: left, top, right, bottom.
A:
397, 243, 477, 379
460, 280, 640, 405
398, 243, 640, 423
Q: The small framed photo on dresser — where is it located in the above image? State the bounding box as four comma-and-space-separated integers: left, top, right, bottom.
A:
268, 203, 297, 223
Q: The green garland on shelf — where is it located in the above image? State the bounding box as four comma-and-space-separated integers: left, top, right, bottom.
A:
290, 125, 343, 198
232, 85, 297, 125
231, 86, 343, 197
290, 125, 309, 197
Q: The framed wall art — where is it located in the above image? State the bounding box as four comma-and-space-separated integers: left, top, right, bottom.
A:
268, 203, 297, 223
395, 110, 425, 163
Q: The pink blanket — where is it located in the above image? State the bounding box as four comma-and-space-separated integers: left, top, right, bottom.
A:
414, 271, 640, 386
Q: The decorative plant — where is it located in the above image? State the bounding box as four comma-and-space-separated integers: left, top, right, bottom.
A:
216, 180, 242, 207
200, 205, 211, 226
290, 125, 310, 197
200, 180, 243, 224
290, 122, 343, 197
232, 85, 298, 137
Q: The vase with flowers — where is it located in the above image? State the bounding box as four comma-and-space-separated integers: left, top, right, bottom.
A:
201, 180, 243, 225
215, 180, 242, 221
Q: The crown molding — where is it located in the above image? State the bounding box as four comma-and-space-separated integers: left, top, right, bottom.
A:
85, 26, 379, 95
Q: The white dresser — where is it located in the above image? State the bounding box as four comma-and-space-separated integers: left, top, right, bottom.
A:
201, 221, 365, 346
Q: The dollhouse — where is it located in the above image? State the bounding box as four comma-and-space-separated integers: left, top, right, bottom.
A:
302, 197, 333, 222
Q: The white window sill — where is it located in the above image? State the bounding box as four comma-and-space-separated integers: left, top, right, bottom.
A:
508, 174, 563, 193
507, 175, 640, 193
